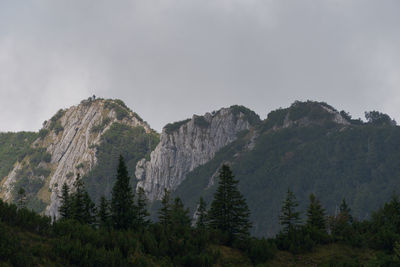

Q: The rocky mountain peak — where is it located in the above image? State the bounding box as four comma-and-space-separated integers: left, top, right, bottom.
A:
135, 105, 260, 201
0, 98, 151, 217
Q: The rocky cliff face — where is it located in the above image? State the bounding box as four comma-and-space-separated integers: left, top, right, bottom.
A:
0, 98, 151, 217
135, 106, 260, 201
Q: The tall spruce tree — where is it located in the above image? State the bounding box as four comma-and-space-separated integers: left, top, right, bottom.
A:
279, 189, 301, 234
170, 197, 191, 229
58, 182, 71, 219
306, 193, 326, 230
111, 155, 135, 230
195, 197, 208, 229
208, 164, 251, 243
135, 187, 150, 229
339, 198, 353, 223
97, 196, 111, 228
70, 174, 96, 224
158, 188, 171, 230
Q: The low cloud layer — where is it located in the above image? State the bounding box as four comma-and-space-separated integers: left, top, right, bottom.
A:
1, 0, 399, 132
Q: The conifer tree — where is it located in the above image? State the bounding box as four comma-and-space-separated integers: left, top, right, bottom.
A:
98, 196, 111, 228
279, 189, 301, 234
111, 155, 135, 230
306, 193, 326, 230
170, 197, 191, 228
195, 197, 208, 229
58, 182, 71, 219
158, 188, 171, 230
70, 174, 96, 224
135, 187, 150, 229
208, 164, 251, 243
339, 198, 353, 223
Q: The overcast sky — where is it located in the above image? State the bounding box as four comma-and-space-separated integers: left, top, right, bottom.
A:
0, 0, 399, 132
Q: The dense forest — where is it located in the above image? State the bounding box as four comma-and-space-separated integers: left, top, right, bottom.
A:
1, 155, 400, 266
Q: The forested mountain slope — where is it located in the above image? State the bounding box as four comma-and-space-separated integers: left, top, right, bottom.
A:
172, 101, 400, 236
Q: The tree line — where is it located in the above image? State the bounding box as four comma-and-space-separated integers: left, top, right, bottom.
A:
2, 155, 400, 265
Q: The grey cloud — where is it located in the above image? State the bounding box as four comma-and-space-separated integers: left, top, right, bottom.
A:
0, 0, 399, 132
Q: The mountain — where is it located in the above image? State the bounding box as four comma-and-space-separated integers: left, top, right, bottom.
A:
135, 105, 260, 201
0, 98, 158, 217
171, 101, 400, 236
1, 98, 399, 238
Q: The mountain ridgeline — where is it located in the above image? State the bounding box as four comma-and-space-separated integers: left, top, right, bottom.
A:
0, 99, 399, 238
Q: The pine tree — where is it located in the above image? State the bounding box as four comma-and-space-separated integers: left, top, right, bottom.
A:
135, 187, 150, 229
306, 193, 326, 230
111, 155, 135, 230
339, 198, 353, 223
58, 182, 71, 219
82, 191, 96, 225
170, 197, 191, 228
158, 188, 171, 230
70, 174, 96, 224
97, 196, 111, 228
279, 189, 301, 234
195, 197, 208, 229
208, 164, 251, 243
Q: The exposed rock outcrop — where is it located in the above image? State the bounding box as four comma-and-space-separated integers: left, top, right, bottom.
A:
1, 98, 151, 218
135, 106, 260, 201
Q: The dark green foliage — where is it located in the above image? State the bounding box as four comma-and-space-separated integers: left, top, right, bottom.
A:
135, 187, 150, 229
196, 197, 208, 229
83, 123, 159, 205
38, 128, 49, 140
70, 174, 96, 225
208, 165, 251, 244
194, 116, 210, 128
158, 188, 171, 229
58, 182, 71, 219
289, 100, 335, 121
75, 162, 85, 169
33, 167, 51, 178
327, 199, 354, 242
306, 193, 326, 230
365, 110, 396, 126
50, 109, 65, 123
369, 195, 400, 252
173, 102, 400, 237
90, 117, 111, 133
229, 105, 261, 125
97, 196, 111, 229
111, 155, 135, 230
246, 238, 277, 264
104, 99, 129, 120
29, 147, 51, 166
49, 109, 65, 134
279, 189, 301, 234
0, 131, 37, 179
164, 119, 191, 134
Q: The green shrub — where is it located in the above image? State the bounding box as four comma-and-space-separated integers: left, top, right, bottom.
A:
90, 117, 112, 133
76, 163, 85, 169
33, 167, 51, 178
194, 116, 210, 128
104, 100, 130, 120
38, 129, 49, 140
164, 119, 191, 134
29, 148, 51, 166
